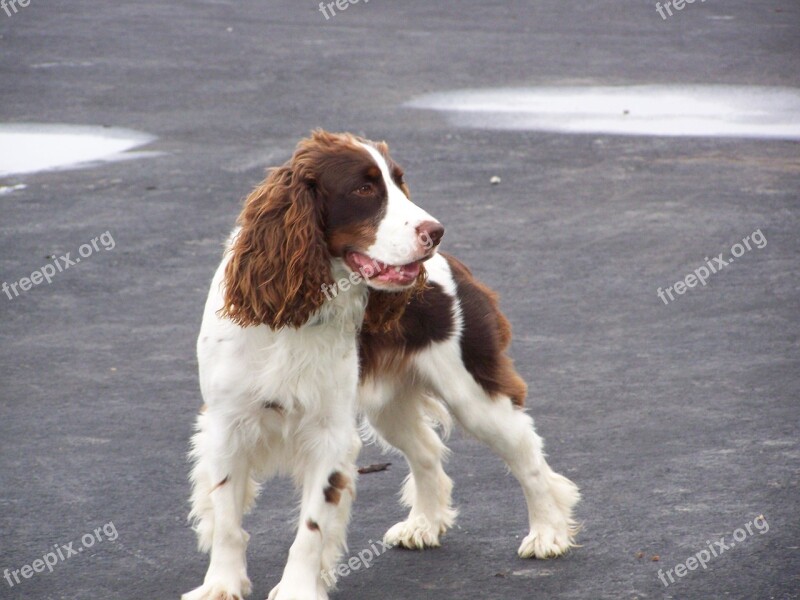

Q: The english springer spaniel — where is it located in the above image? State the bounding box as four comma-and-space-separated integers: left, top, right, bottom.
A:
183, 130, 580, 600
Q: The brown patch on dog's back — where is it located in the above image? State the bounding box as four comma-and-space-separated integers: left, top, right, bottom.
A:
445, 254, 527, 407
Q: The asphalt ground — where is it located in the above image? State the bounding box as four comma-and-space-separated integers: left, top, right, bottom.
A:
1, 1, 798, 599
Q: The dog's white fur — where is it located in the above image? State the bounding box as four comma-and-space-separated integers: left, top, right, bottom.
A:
183, 141, 579, 600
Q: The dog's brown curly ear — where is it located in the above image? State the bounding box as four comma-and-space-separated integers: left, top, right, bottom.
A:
220, 166, 333, 329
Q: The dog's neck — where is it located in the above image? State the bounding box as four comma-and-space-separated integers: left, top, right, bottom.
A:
307, 258, 369, 331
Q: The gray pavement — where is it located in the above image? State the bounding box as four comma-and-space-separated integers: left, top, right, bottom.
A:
1, 1, 798, 599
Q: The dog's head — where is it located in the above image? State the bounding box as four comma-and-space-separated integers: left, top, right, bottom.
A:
220, 130, 444, 329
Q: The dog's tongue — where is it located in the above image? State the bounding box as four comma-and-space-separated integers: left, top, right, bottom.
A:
375, 261, 420, 285
346, 252, 420, 286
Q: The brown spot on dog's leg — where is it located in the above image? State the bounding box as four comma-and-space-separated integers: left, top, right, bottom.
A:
323, 470, 351, 505
306, 518, 320, 532
263, 400, 284, 414
199, 404, 208, 414
323, 486, 341, 505
210, 475, 229, 493
328, 471, 349, 490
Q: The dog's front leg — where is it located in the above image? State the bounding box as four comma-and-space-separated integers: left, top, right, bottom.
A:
183, 411, 254, 600
269, 421, 359, 600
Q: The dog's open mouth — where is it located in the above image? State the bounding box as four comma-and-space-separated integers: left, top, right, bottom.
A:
345, 251, 421, 286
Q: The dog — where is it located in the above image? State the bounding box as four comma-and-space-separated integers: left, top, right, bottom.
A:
183, 130, 579, 600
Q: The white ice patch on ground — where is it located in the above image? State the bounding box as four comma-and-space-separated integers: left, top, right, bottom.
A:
0, 124, 158, 177
406, 86, 800, 140
0, 183, 27, 195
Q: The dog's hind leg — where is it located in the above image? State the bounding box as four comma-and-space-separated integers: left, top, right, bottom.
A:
417, 346, 580, 559
454, 392, 580, 558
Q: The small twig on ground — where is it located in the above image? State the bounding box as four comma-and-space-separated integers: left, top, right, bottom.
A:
357, 463, 392, 474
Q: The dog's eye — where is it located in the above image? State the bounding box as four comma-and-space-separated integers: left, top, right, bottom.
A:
354, 183, 375, 196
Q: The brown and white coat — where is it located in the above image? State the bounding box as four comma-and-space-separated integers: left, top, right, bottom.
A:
183, 131, 579, 600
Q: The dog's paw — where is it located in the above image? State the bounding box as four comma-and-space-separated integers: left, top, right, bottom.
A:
517, 520, 578, 559
267, 582, 327, 600
384, 514, 443, 549
182, 576, 252, 600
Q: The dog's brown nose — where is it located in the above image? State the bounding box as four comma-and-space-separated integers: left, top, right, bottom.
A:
417, 221, 445, 249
